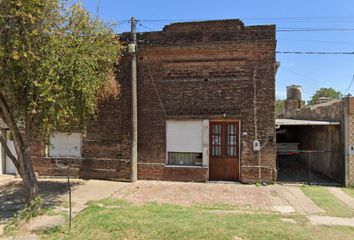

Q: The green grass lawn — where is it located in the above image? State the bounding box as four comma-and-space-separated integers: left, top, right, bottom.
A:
342, 187, 354, 199
39, 199, 354, 240
301, 186, 354, 217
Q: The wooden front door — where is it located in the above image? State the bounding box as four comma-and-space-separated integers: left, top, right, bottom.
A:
209, 120, 240, 181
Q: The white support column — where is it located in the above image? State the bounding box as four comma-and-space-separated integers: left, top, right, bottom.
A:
202, 120, 209, 167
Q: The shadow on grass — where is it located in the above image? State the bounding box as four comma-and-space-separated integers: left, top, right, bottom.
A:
0, 180, 81, 223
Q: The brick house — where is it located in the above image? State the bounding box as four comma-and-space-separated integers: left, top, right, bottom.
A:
1, 20, 277, 183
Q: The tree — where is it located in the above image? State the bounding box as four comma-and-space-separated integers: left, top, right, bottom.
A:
307, 88, 343, 105
0, 0, 121, 203
275, 99, 285, 115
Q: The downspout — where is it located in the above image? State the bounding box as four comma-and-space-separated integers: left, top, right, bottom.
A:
253, 69, 261, 181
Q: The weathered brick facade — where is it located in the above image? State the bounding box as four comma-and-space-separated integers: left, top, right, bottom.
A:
32, 20, 277, 183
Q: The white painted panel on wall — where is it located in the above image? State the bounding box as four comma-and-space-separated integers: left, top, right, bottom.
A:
49, 132, 82, 157
166, 120, 203, 153
6, 139, 17, 174
202, 119, 209, 167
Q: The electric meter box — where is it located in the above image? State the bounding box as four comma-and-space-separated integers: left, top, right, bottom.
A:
253, 140, 260, 151
128, 43, 136, 54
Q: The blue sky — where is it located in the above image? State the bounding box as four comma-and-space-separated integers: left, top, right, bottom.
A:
76, 0, 354, 101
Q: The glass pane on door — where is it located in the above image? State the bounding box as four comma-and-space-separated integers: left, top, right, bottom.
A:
226, 123, 237, 157
211, 123, 222, 157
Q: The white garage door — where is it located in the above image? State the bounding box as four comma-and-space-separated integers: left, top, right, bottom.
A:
166, 120, 203, 153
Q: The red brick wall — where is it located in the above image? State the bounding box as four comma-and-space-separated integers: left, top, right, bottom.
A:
33, 19, 277, 183
138, 164, 208, 182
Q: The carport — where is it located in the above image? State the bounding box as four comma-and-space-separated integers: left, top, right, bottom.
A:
276, 118, 342, 185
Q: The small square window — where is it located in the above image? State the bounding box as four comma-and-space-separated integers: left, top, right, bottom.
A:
167, 152, 203, 166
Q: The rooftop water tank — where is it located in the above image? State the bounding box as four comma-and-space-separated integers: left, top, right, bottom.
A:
286, 85, 302, 100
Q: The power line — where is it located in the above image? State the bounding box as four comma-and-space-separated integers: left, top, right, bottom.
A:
277, 28, 354, 32
344, 74, 354, 94
136, 27, 354, 55
138, 23, 155, 32
135, 22, 354, 33
141, 27, 354, 33
136, 26, 354, 56
137, 20, 354, 32
280, 66, 347, 91
276, 51, 354, 55
277, 38, 354, 45
141, 48, 167, 118
136, 18, 354, 27
136, 16, 354, 22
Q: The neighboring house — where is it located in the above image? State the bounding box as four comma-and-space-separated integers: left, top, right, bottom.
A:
3, 20, 278, 183
276, 85, 354, 186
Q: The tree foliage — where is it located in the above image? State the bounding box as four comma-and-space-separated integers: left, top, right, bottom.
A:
0, 0, 122, 202
308, 88, 343, 105
275, 99, 285, 115
1, 0, 121, 136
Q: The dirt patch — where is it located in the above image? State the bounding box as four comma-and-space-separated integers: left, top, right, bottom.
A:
26, 215, 65, 232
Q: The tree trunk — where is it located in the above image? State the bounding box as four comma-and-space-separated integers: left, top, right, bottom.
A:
0, 92, 38, 204
19, 148, 38, 204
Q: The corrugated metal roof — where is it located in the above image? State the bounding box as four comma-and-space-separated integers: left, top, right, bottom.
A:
276, 118, 340, 126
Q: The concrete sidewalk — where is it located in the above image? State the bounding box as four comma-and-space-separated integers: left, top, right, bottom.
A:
4, 178, 354, 239
0, 178, 325, 217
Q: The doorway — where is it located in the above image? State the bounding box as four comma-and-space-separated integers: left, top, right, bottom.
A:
209, 120, 240, 181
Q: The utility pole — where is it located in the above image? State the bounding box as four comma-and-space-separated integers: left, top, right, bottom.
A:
130, 17, 138, 182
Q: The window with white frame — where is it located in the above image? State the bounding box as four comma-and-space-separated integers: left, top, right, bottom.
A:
48, 132, 82, 157
166, 120, 203, 166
